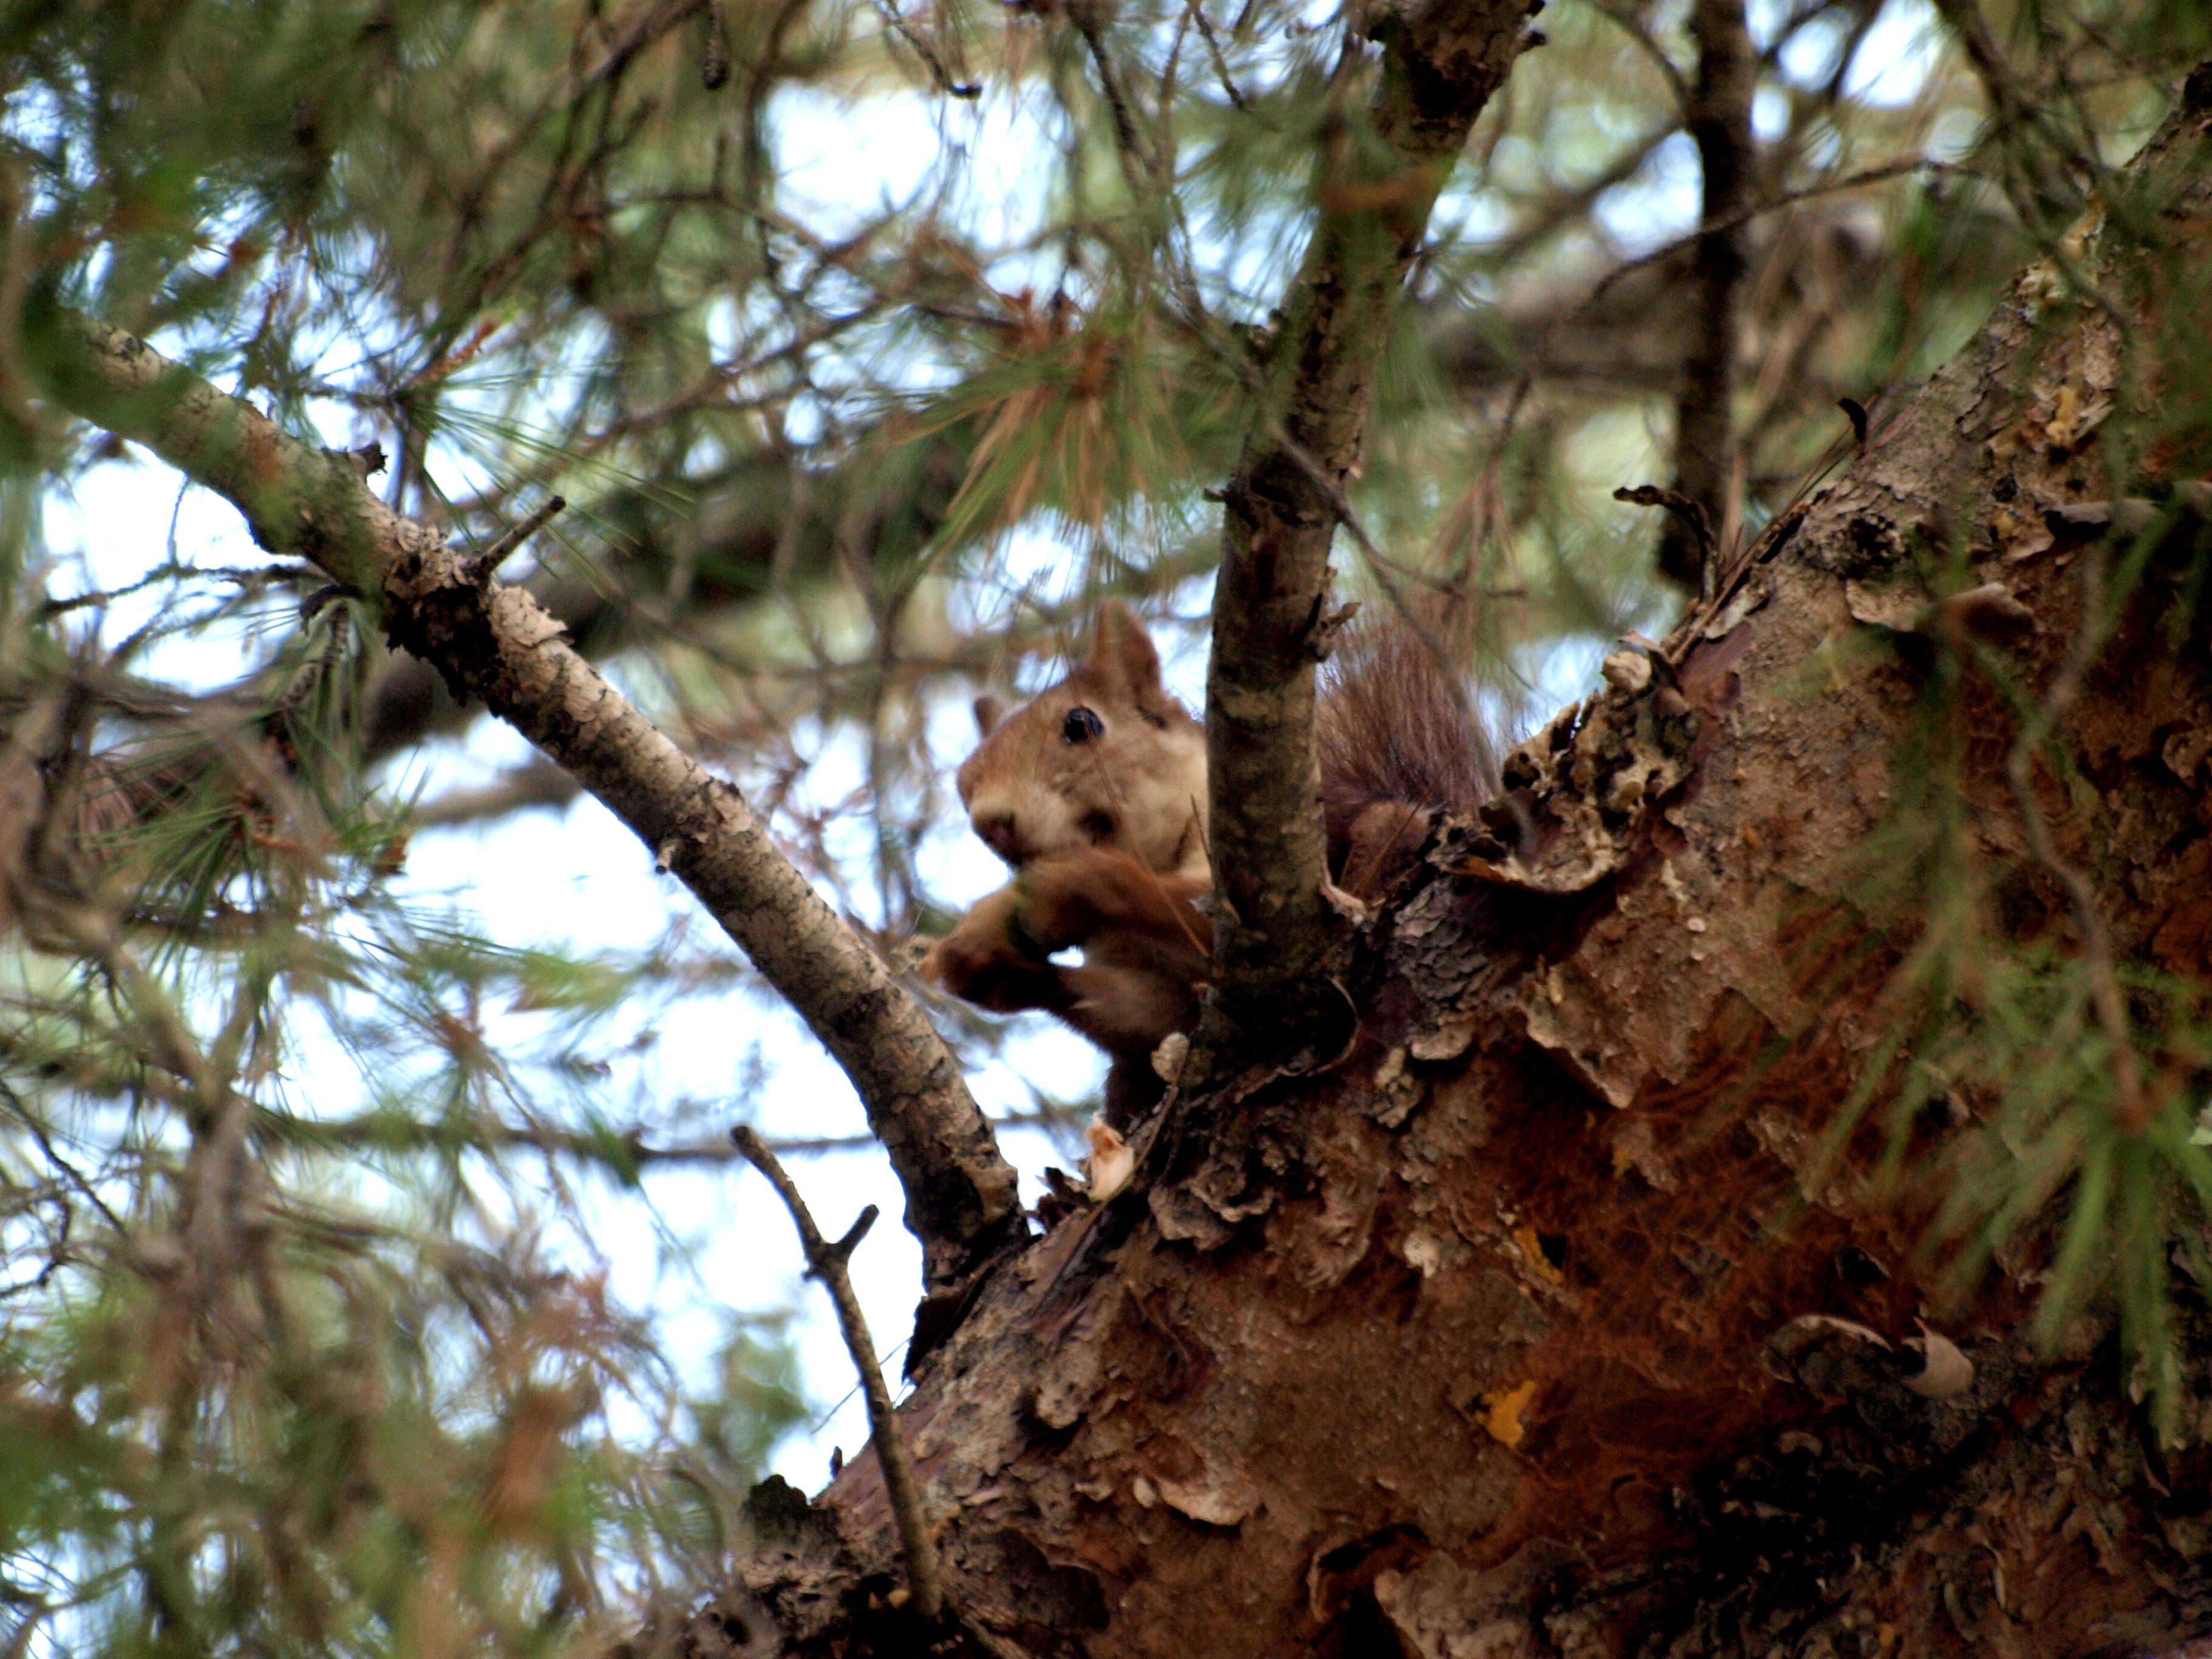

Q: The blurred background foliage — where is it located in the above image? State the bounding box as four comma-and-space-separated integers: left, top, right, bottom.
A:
0, 0, 2206, 1651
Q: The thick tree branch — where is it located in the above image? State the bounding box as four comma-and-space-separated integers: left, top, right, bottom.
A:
1660, 0, 1756, 593
1204, 0, 1540, 1022
29, 310, 1024, 1299
706, 87, 2212, 1658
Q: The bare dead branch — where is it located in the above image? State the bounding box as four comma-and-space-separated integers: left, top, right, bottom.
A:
32, 311, 1024, 1299
1202, 0, 1540, 1027
731, 1126, 943, 1625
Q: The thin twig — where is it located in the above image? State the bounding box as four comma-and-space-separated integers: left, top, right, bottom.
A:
577, 0, 713, 98
1661, 400, 1863, 660
864, 0, 979, 98
1184, 0, 1249, 112
1614, 483, 1719, 598
298, 1111, 1060, 1164
0, 1078, 129, 1234
464, 496, 567, 585
1269, 428, 1468, 686
731, 1126, 944, 1624
39, 561, 320, 618
1578, 158, 1974, 318
1070, 2, 1155, 186
1661, 0, 1755, 595
410, 759, 583, 827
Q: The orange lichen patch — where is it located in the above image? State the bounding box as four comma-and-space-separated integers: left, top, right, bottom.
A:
1479, 1381, 1539, 1448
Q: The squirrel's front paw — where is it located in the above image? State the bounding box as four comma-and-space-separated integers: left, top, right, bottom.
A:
920, 886, 1057, 1012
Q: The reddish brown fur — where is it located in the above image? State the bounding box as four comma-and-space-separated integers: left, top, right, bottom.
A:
951, 604, 1209, 880
1318, 619, 1500, 890
923, 603, 1496, 1122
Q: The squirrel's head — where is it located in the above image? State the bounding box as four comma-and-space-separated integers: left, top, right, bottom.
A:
955, 603, 1209, 880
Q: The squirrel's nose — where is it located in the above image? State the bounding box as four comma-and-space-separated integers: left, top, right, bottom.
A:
974, 811, 1021, 860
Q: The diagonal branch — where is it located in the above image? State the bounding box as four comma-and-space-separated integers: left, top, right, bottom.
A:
1202, 0, 1540, 1025
28, 308, 1024, 1301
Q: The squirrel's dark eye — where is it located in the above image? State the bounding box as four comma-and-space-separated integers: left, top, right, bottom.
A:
1062, 706, 1104, 744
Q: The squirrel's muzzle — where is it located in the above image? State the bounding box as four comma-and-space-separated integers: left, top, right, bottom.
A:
973, 810, 1026, 864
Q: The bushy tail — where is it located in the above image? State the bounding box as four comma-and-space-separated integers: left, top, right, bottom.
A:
1315, 612, 1500, 888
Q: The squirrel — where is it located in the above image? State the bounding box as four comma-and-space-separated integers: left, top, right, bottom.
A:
920, 601, 1496, 1123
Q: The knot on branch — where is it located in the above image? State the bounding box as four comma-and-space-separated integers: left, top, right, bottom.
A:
334, 441, 387, 481
378, 501, 571, 709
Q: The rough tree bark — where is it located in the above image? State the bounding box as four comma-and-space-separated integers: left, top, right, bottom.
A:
686, 86, 2212, 1658
27, 311, 1023, 1302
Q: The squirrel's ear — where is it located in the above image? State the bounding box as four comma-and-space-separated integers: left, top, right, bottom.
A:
973, 694, 1006, 737
1085, 601, 1164, 697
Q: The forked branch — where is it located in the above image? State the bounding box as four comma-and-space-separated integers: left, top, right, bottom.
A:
732, 1127, 943, 1625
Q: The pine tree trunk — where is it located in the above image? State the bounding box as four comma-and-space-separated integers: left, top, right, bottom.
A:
689, 86, 2212, 1659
